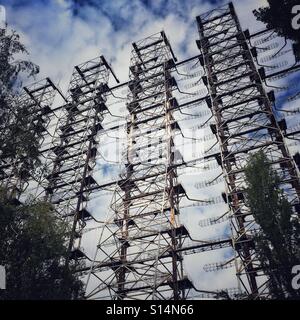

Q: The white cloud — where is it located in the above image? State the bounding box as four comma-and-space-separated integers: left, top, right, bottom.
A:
4, 0, 299, 299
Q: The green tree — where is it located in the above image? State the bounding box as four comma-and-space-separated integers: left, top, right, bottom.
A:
0, 189, 84, 300
244, 151, 300, 299
0, 28, 40, 193
0, 29, 84, 300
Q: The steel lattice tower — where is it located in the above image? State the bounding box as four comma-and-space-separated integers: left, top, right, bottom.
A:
1, 1, 300, 300
196, 3, 300, 298
40, 56, 119, 265
84, 32, 197, 300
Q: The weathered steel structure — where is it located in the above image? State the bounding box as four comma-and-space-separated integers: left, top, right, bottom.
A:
1, 2, 300, 300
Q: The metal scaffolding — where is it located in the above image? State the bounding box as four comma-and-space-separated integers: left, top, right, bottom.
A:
1, 1, 300, 300
84, 31, 199, 300
34, 56, 120, 266
196, 2, 300, 298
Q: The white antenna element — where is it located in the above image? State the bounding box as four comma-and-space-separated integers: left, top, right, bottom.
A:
0, 5, 6, 29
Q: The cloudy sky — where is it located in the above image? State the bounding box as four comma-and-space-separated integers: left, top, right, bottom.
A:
2, 0, 300, 298
2, 0, 268, 91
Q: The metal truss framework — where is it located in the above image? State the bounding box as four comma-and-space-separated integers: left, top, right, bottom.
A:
0, 54, 120, 264
1, 2, 300, 300
85, 31, 202, 300
35, 56, 121, 265
42, 56, 118, 264
196, 3, 300, 298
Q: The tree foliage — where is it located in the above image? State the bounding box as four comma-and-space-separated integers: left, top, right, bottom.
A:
253, 0, 300, 44
0, 29, 39, 91
0, 28, 84, 300
0, 28, 40, 188
244, 151, 300, 299
0, 189, 84, 300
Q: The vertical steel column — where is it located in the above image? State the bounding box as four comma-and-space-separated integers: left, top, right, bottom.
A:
41, 56, 114, 265
84, 32, 196, 300
196, 2, 300, 298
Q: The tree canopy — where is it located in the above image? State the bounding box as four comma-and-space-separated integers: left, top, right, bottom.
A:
0, 28, 84, 300
253, 0, 300, 44
0, 190, 84, 300
0, 29, 41, 193
244, 151, 300, 299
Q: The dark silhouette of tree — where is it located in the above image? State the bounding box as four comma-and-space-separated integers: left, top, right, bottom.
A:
0, 28, 40, 193
0, 190, 84, 300
244, 151, 300, 299
253, 0, 300, 44
0, 28, 84, 300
